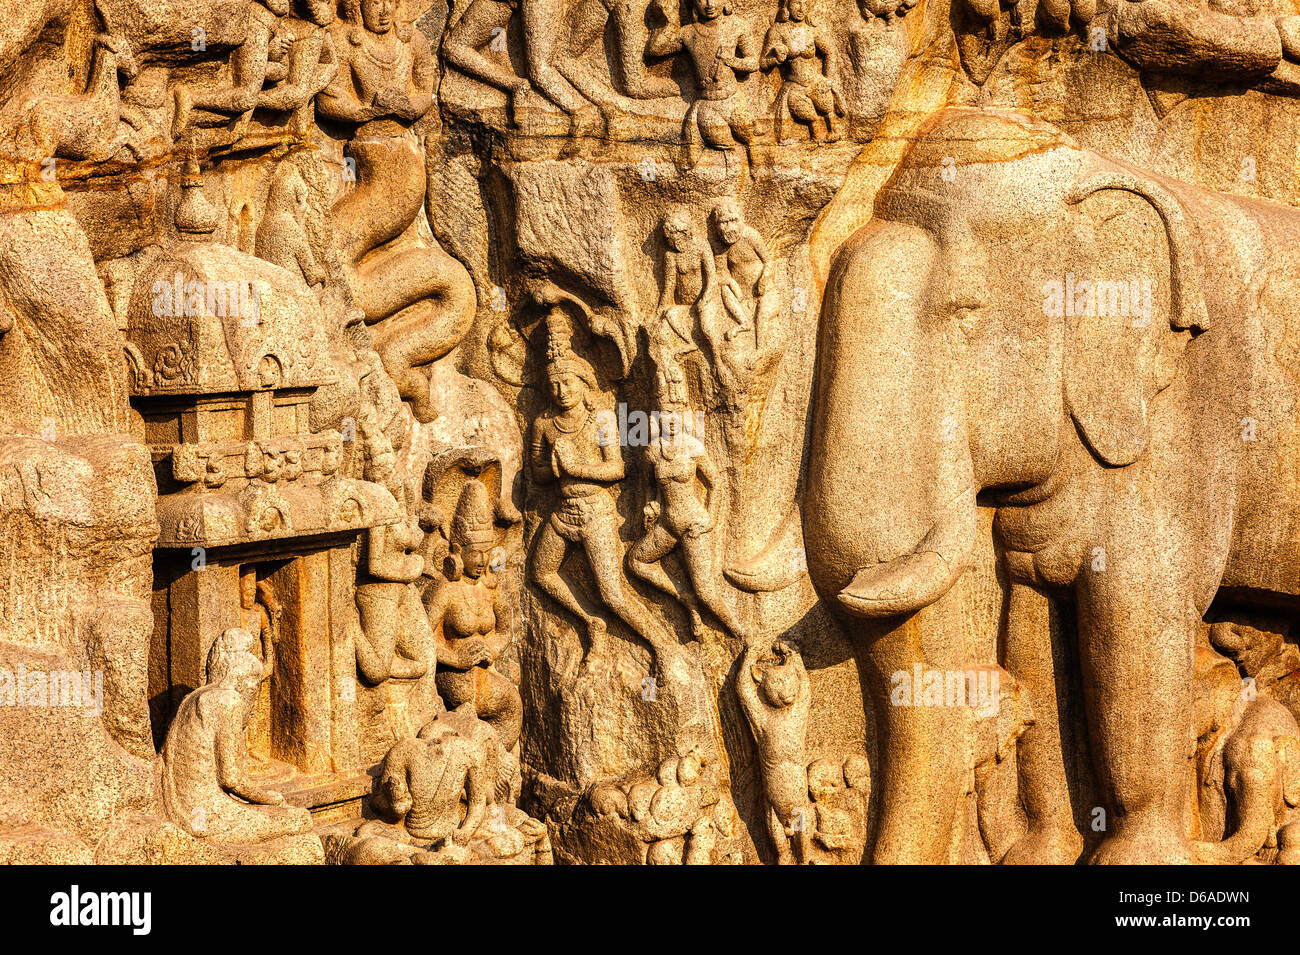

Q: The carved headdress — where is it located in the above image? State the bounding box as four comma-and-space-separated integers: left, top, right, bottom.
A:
545, 311, 599, 392
451, 479, 497, 548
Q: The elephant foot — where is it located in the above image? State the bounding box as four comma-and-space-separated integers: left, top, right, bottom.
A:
1090, 823, 1194, 865
1001, 823, 1083, 865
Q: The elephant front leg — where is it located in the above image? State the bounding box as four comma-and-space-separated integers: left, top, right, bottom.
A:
860, 591, 972, 864
1076, 575, 1197, 864
1001, 580, 1084, 864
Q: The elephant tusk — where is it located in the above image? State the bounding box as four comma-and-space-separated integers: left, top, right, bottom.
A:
725, 506, 806, 593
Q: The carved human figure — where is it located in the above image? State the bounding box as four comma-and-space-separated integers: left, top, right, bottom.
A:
653, 208, 743, 402
627, 394, 745, 640
354, 428, 430, 684
646, 0, 761, 164
653, 208, 715, 363
256, 0, 340, 134
443, 0, 600, 132
377, 729, 491, 845
423, 480, 524, 751
760, 0, 842, 144
710, 198, 778, 353
375, 703, 550, 860
736, 638, 810, 864
256, 162, 326, 289
318, 0, 475, 421
528, 335, 676, 670
239, 569, 281, 762
172, 0, 291, 139
161, 628, 313, 843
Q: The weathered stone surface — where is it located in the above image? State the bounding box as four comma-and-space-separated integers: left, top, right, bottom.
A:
1, 0, 1299, 870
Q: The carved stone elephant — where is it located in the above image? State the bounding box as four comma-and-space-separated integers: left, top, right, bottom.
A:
776, 107, 1300, 863
1196, 687, 1300, 865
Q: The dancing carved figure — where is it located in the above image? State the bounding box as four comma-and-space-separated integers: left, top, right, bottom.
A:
319, 0, 475, 421
424, 480, 524, 751
161, 629, 314, 844
760, 0, 842, 144
528, 336, 676, 671
646, 0, 761, 165
627, 392, 745, 640
736, 638, 810, 864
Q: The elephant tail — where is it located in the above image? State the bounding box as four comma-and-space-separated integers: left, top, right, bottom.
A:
725, 507, 806, 593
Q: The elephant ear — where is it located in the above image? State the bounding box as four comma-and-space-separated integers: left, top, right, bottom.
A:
1063, 172, 1209, 467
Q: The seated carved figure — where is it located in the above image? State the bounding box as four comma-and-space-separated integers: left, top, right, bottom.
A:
760, 0, 843, 144
161, 628, 314, 844
373, 703, 549, 862
423, 480, 523, 751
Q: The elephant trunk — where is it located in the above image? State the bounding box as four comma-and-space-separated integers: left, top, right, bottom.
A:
806, 221, 978, 621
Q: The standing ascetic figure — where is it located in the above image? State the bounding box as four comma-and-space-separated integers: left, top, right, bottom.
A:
424, 480, 524, 751
355, 428, 430, 685
239, 570, 281, 762
318, 0, 475, 421
528, 332, 676, 672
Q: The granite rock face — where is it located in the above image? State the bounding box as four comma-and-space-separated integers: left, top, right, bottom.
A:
0, 0, 1298, 866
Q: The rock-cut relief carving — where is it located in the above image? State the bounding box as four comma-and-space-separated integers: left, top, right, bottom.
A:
646, 0, 762, 167
527, 318, 677, 674
737, 637, 810, 864
760, 0, 843, 145
161, 628, 315, 845
627, 377, 746, 641
318, 0, 476, 422
423, 479, 524, 751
